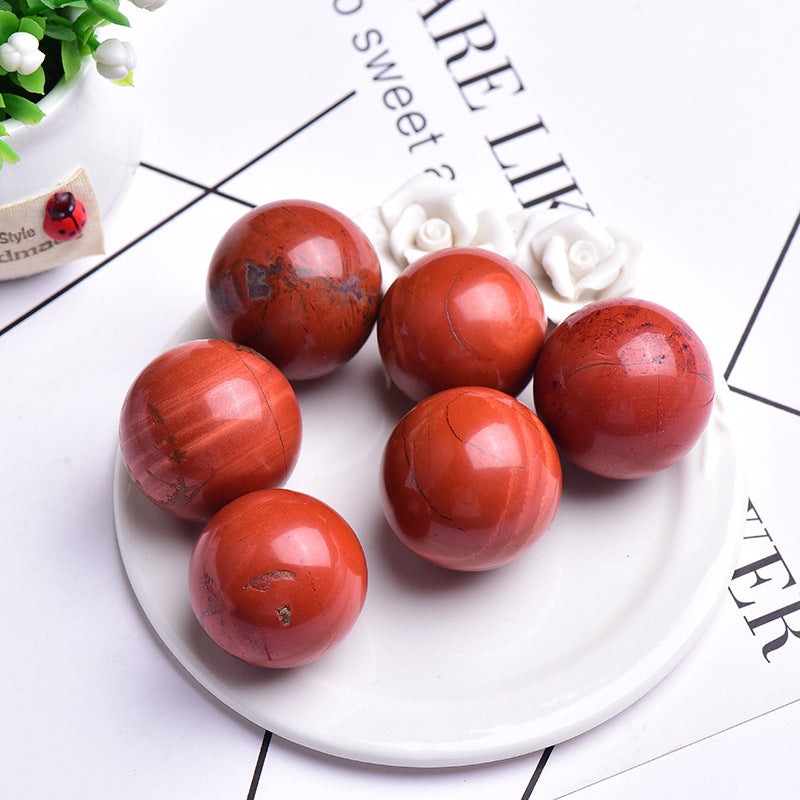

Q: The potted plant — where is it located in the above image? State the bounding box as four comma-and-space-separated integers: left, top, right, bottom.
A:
0, 0, 166, 280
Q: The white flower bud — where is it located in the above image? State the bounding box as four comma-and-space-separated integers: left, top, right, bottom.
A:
130, 0, 167, 8
94, 38, 137, 80
0, 31, 45, 76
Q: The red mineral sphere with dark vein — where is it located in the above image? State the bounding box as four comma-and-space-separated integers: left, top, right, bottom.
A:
189, 488, 368, 668
377, 247, 547, 403
533, 297, 715, 479
380, 386, 562, 572
206, 199, 382, 380
118, 338, 302, 523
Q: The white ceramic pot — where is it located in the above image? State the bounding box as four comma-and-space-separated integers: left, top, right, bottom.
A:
1, 58, 142, 212
0, 58, 142, 279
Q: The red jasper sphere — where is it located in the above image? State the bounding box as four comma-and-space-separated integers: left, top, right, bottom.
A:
188, 489, 368, 668
206, 199, 382, 380
380, 386, 562, 572
119, 338, 302, 523
533, 298, 715, 479
377, 247, 547, 403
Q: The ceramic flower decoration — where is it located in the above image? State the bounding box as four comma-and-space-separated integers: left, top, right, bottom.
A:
509, 207, 640, 322
0, 0, 166, 168
359, 174, 641, 320
356, 173, 518, 283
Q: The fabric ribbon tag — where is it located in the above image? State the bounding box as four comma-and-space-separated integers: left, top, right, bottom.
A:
0, 167, 105, 281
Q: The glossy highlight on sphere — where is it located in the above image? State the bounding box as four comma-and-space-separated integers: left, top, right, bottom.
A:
380, 386, 562, 572
377, 247, 548, 403
188, 489, 368, 668
119, 338, 302, 523
206, 199, 382, 380
533, 297, 715, 479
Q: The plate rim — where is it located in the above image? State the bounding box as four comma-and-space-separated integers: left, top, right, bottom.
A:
112, 311, 747, 768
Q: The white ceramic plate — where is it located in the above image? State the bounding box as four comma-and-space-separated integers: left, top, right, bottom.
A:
113, 306, 746, 768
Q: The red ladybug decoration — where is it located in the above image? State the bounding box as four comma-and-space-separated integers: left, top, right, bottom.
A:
43, 192, 88, 241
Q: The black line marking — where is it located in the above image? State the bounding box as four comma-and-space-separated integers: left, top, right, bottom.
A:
0, 89, 357, 339
140, 162, 256, 209
214, 189, 258, 208
214, 89, 357, 190
145, 88, 357, 199
550, 696, 800, 799
139, 161, 211, 191
520, 746, 554, 800
0, 191, 207, 338
728, 384, 800, 417
246, 730, 273, 800
725, 209, 800, 381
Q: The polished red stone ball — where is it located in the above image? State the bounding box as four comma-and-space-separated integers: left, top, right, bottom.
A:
189, 489, 368, 668
377, 247, 547, 403
533, 298, 715, 479
119, 339, 302, 522
206, 199, 382, 380
380, 386, 562, 572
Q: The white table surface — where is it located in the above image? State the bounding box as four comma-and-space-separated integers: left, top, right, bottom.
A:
3, 2, 800, 797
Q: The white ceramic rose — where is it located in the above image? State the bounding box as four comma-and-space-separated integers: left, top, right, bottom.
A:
356, 173, 517, 284
509, 208, 641, 322
357, 174, 641, 318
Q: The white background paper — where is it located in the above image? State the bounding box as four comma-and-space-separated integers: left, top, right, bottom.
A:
2, 1, 800, 797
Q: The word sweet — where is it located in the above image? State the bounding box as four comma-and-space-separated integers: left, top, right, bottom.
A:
352, 28, 446, 157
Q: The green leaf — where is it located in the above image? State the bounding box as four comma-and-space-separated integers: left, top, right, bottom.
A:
16, 64, 45, 94
73, 10, 103, 46
0, 137, 21, 166
60, 35, 81, 77
44, 19, 78, 41
113, 70, 133, 87
86, 0, 129, 27
18, 16, 45, 39
3, 92, 44, 124
0, 2, 13, 12
0, 10, 19, 42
